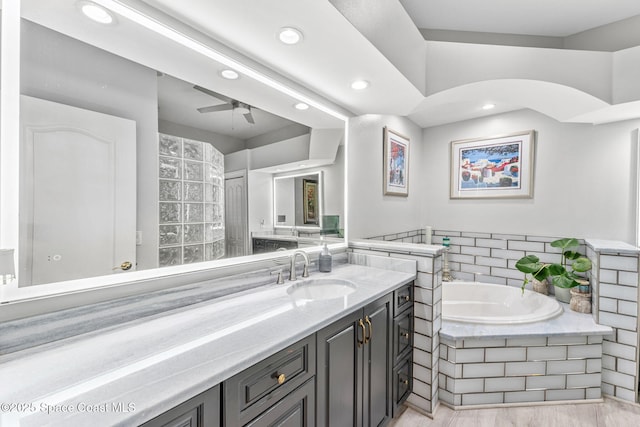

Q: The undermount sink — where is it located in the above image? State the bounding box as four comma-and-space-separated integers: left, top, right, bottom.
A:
286, 278, 356, 301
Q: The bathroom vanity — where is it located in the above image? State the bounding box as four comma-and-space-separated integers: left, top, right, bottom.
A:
0, 259, 416, 426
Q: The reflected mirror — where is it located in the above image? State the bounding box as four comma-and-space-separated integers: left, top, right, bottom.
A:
2, 0, 345, 296
274, 172, 323, 229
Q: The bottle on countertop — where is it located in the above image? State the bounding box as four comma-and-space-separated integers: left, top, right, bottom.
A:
319, 243, 332, 272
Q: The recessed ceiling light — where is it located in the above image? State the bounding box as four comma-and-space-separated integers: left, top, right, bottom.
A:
294, 102, 309, 110
482, 103, 496, 110
351, 80, 369, 90
220, 69, 239, 80
79, 1, 115, 25
278, 27, 303, 45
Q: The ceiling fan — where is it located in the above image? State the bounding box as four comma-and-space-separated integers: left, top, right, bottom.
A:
193, 85, 255, 124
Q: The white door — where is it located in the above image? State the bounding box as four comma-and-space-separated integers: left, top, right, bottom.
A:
225, 172, 248, 258
20, 95, 137, 286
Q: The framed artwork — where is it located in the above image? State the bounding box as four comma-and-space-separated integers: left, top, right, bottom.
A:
303, 179, 318, 224
383, 127, 410, 196
450, 130, 535, 199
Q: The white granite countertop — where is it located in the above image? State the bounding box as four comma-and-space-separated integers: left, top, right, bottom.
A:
0, 263, 414, 426
441, 304, 613, 341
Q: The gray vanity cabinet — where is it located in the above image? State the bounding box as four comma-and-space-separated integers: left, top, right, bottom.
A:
140, 385, 220, 427
391, 283, 413, 417
316, 294, 393, 427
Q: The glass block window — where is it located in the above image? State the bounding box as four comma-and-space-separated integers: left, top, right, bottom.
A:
158, 133, 225, 266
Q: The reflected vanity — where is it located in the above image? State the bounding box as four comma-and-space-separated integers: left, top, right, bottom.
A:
0, 0, 347, 306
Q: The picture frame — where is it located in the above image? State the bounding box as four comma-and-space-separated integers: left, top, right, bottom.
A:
450, 130, 535, 199
303, 179, 319, 224
383, 127, 410, 196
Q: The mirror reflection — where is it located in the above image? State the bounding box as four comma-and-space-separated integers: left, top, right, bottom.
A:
11, 3, 345, 290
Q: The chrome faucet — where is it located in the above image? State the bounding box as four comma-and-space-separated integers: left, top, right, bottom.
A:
289, 250, 310, 281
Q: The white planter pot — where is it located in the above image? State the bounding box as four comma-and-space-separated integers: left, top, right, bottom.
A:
554, 286, 571, 303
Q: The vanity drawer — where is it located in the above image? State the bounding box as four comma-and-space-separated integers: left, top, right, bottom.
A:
392, 357, 412, 417
394, 282, 413, 316
224, 335, 315, 427
393, 308, 413, 364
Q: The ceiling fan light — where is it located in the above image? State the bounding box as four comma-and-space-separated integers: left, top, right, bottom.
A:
278, 27, 303, 45
294, 102, 309, 110
220, 69, 240, 80
482, 103, 496, 110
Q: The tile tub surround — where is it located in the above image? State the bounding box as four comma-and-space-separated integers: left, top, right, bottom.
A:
350, 239, 444, 414
0, 260, 416, 426
587, 239, 640, 403
439, 305, 612, 407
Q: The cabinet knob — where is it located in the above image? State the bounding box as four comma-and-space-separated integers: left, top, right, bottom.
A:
275, 373, 286, 385
401, 332, 410, 340
402, 379, 409, 386
404, 294, 410, 302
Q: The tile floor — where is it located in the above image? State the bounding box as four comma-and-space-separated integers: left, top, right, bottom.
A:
390, 398, 640, 426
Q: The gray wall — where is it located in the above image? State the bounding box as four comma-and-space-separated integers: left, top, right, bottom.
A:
21, 20, 160, 270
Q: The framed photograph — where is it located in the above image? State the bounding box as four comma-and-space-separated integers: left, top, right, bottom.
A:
450, 130, 535, 199
383, 127, 410, 196
303, 179, 319, 224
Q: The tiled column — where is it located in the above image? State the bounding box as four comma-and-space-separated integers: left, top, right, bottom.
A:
587, 239, 640, 403
349, 240, 443, 414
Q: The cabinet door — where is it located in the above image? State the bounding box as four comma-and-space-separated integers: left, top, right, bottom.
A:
140, 385, 220, 427
363, 295, 392, 427
316, 309, 363, 427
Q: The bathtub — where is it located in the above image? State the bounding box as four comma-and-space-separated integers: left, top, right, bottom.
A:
442, 281, 562, 324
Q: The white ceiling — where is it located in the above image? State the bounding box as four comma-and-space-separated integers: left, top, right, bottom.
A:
399, 0, 640, 37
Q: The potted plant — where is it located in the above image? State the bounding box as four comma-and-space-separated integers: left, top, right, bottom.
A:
515, 238, 592, 303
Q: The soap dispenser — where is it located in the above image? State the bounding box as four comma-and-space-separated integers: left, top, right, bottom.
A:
319, 243, 332, 272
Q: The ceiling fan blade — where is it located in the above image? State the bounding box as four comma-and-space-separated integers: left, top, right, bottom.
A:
197, 104, 234, 113
193, 85, 234, 104
243, 111, 255, 124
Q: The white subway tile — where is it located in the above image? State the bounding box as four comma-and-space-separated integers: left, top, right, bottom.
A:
566, 373, 601, 388
452, 271, 475, 281
508, 241, 545, 252
504, 390, 545, 403
415, 272, 434, 289
491, 249, 525, 260
493, 233, 526, 241
505, 361, 546, 376
462, 232, 492, 239
490, 267, 527, 280
461, 246, 491, 257
601, 382, 615, 396
480, 275, 507, 285
461, 392, 504, 405
617, 300, 637, 317
616, 330, 637, 347
586, 359, 602, 373
602, 369, 636, 390
600, 255, 638, 272
567, 344, 602, 359
464, 338, 506, 348
599, 312, 637, 331
527, 346, 567, 361
616, 358, 637, 376
436, 389, 457, 406
485, 377, 526, 392
475, 256, 508, 268
461, 263, 491, 275
546, 388, 585, 401
507, 337, 547, 347
455, 348, 485, 363
414, 303, 433, 320
614, 387, 637, 402
618, 271, 638, 287
476, 238, 508, 249
463, 363, 505, 378
439, 359, 461, 378
451, 378, 484, 394
526, 375, 566, 390
586, 388, 602, 399
413, 348, 431, 367
414, 288, 433, 305
449, 236, 476, 246
599, 269, 618, 284
548, 336, 587, 345
599, 297, 618, 313
547, 359, 586, 375
599, 283, 637, 302
439, 345, 448, 360
601, 354, 616, 370
414, 318, 432, 338
449, 253, 475, 264
412, 379, 432, 400
486, 347, 527, 362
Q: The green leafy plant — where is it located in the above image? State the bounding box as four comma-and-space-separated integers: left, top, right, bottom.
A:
515, 238, 592, 293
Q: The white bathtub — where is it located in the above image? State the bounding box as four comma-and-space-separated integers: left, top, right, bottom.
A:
442, 281, 563, 324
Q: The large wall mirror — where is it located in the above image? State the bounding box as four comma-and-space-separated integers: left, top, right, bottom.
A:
0, 0, 347, 304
